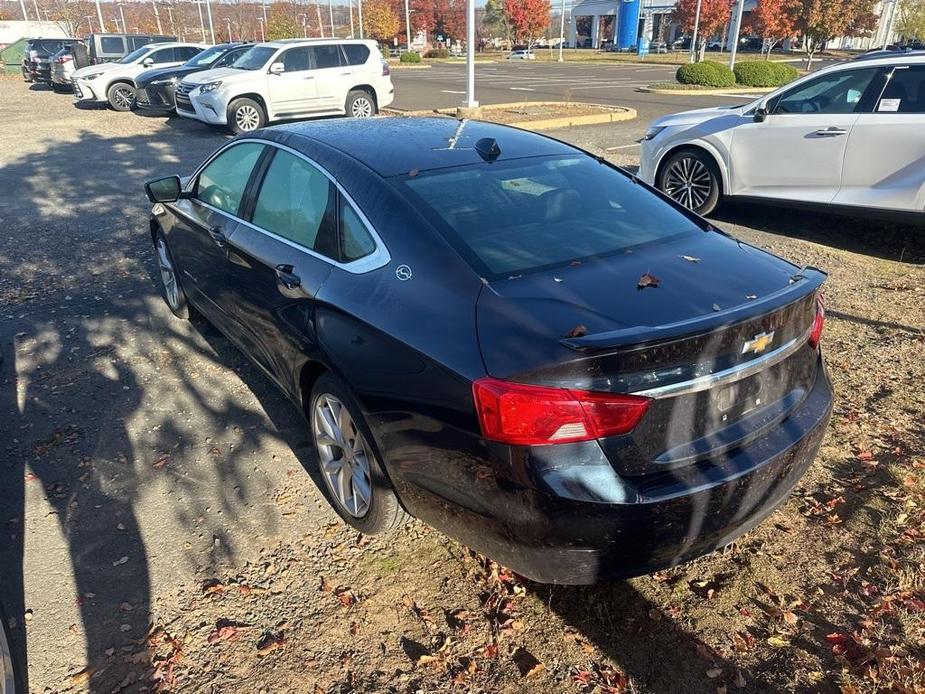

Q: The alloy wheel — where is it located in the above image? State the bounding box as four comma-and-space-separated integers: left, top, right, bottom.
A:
234, 105, 261, 131
312, 394, 372, 518
0, 619, 14, 694
663, 156, 714, 211
350, 97, 373, 118
156, 238, 181, 311
112, 85, 134, 110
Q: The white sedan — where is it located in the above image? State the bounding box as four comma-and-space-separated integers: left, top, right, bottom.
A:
507, 50, 536, 60
638, 54, 925, 218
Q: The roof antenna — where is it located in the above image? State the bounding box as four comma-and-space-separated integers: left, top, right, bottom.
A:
474, 138, 501, 163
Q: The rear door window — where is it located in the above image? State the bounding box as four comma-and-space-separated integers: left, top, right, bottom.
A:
100, 37, 125, 54
342, 44, 370, 66
251, 150, 338, 255
149, 47, 177, 64
175, 46, 202, 62
194, 143, 264, 216
402, 155, 699, 279
875, 65, 925, 113
309, 45, 342, 69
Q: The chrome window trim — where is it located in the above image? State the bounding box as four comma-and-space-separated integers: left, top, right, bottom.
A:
180, 138, 391, 274
631, 327, 812, 400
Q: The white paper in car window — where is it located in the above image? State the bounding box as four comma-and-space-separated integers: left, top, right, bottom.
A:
878, 98, 901, 112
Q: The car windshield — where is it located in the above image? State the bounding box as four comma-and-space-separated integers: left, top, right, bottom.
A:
402, 155, 699, 279
231, 46, 275, 70
118, 46, 151, 64
184, 45, 225, 67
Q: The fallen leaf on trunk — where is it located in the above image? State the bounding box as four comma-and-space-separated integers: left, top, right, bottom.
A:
637, 272, 660, 289
565, 324, 588, 338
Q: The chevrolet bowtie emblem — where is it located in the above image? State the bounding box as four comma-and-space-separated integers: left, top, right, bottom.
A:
742, 331, 775, 355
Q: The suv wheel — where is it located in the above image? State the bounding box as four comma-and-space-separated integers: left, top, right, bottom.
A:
309, 373, 409, 534
345, 89, 375, 118
658, 149, 722, 216
228, 98, 266, 134
107, 82, 135, 111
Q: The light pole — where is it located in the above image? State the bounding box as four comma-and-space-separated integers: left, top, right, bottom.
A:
328, 0, 335, 37
113, 14, 121, 32
165, 4, 175, 36
32, 0, 39, 25
152, 1, 163, 34
118, 4, 127, 35
95, 0, 106, 32
557, 0, 566, 61
316, 4, 324, 37
404, 0, 411, 50
195, 0, 206, 42
86, 14, 95, 32
205, 0, 215, 44
258, 16, 266, 41
261, 2, 268, 28
19, 0, 28, 22
882, 0, 898, 49
298, 14, 307, 38
689, 0, 702, 62
349, 0, 355, 38
464, 0, 477, 108
225, 17, 232, 41
728, 0, 745, 69
357, 0, 363, 38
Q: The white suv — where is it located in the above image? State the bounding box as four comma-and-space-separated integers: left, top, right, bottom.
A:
72, 42, 209, 111
176, 39, 394, 134
639, 54, 925, 218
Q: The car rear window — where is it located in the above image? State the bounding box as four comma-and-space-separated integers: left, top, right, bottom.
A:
342, 44, 370, 65
401, 155, 699, 279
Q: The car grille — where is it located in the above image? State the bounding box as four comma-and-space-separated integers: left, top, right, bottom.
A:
175, 82, 193, 111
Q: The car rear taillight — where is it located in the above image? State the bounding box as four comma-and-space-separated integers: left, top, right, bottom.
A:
382, 61, 390, 76
55, 55, 73, 64
809, 295, 825, 349
472, 377, 650, 446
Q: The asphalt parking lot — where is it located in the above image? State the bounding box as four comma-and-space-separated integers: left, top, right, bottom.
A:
1, 76, 923, 693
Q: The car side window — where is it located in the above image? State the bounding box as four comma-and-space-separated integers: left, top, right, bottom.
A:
342, 44, 370, 66
310, 45, 342, 69
149, 48, 176, 64
101, 37, 124, 54
875, 66, 925, 113
194, 142, 264, 216
772, 68, 879, 115
281, 47, 310, 72
214, 48, 245, 68
176, 47, 201, 61
251, 150, 338, 256
339, 198, 376, 262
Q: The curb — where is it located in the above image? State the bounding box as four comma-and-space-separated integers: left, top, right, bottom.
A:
384, 101, 637, 131
387, 64, 432, 70
436, 59, 497, 64
639, 85, 775, 95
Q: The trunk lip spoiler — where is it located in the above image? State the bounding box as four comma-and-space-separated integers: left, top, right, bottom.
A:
559, 267, 826, 353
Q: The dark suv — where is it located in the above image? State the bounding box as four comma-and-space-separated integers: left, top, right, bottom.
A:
134, 43, 252, 113
22, 38, 80, 83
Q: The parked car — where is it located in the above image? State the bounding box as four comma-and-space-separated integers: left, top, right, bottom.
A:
507, 49, 535, 60
50, 42, 90, 92
175, 39, 392, 134
85, 33, 177, 65
143, 117, 831, 584
651, 41, 669, 54
639, 53, 925, 218
134, 42, 252, 113
72, 42, 209, 111
21, 37, 80, 83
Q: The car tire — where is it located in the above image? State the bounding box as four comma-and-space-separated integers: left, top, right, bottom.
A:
658, 148, 722, 216
309, 373, 409, 534
0, 604, 21, 694
345, 89, 376, 118
51, 82, 69, 94
107, 82, 135, 111
227, 98, 266, 134
154, 229, 192, 320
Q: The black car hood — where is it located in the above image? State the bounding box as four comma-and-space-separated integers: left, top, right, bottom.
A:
135, 65, 201, 88
475, 230, 823, 379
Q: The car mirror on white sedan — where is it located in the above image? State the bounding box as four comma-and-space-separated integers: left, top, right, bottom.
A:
142, 57, 154, 68
754, 101, 769, 123
269, 62, 284, 75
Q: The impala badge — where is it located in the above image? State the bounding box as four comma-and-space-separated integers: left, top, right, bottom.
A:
742, 331, 775, 355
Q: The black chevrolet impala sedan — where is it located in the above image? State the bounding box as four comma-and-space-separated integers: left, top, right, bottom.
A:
144, 118, 832, 584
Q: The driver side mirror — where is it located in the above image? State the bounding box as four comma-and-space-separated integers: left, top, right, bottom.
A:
145, 175, 183, 203
142, 57, 154, 67
269, 62, 284, 75
754, 103, 769, 123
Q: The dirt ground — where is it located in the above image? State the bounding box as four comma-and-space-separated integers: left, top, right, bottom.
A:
0, 76, 922, 694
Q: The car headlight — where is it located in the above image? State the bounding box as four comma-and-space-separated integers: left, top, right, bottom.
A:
150, 77, 178, 86
198, 81, 222, 94
82, 72, 104, 80
642, 126, 667, 141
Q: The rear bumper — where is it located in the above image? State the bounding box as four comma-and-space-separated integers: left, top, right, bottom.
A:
387, 357, 833, 584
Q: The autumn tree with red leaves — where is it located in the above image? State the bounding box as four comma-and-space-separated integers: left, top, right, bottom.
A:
503, 0, 551, 45
794, 0, 878, 67
673, 0, 731, 61
752, 0, 800, 56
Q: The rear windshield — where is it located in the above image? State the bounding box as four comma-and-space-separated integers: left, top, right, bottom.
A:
401, 155, 699, 278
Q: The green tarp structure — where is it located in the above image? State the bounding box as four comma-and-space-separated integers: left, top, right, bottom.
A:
1, 37, 27, 75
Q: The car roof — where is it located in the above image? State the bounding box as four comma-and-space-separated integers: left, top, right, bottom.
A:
256, 117, 579, 178
834, 52, 925, 67
261, 38, 376, 47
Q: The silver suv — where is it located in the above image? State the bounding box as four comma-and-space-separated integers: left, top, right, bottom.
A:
176, 39, 394, 134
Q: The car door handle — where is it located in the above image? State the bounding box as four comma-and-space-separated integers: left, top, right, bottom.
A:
275, 264, 301, 289
814, 127, 848, 136
340, 72, 352, 76
303, 75, 315, 80
208, 226, 226, 247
